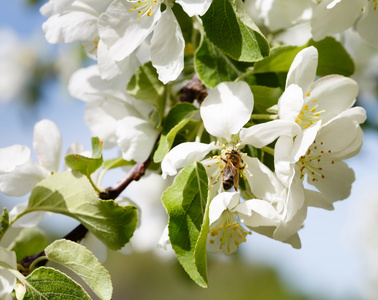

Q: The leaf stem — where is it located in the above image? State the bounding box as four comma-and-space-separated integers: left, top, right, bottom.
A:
261, 146, 275, 156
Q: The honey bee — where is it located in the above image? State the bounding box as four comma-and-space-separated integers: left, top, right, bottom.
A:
208, 149, 244, 191
222, 149, 243, 191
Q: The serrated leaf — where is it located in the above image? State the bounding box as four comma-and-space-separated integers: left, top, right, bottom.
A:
91, 137, 104, 159
24, 267, 91, 300
127, 61, 166, 126
25, 171, 137, 250
154, 103, 198, 162
0, 207, 9, 235
45, 239, 112, 300
194, 36, 253, 88
161, 162, 209, 287
250, 85, 283, 114
202, 0, 269, 62
307, 37, 355, 76
8, 228, 47, 263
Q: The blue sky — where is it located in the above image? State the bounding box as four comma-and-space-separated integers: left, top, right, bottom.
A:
1, 1, 378, 299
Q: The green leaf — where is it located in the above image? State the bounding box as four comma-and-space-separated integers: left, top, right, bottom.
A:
201, 0, 269, 62
24, 267, 91, 300
154, 103, 199, 162
250, 85, 283, 114
65, 137, 104, 177
45, 239, 112, 300
25, 171, 137, 250
8, 228, 47, 263
307, 37, 355, 77
161, 162, 209, 287
253, 37, 355, 77
91, 137, 104, 159
253, 45, 304, 74
194, 36, 253, 88
127, 61, 166, 126
0, 207, 9, 235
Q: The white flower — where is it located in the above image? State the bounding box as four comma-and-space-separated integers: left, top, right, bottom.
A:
69, 64, 159, 163
98, 0, 211, 83
311, 0, 378, 48
161, 81, 299, 193
240, 46, 359, 147
0, 247, 17, 300
207, 192, 252, 255
275, 107, 366, 202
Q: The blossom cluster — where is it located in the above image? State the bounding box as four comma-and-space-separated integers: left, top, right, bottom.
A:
0, 0, 371, 295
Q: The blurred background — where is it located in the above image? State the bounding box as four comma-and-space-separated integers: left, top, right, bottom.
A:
1, 1, 378, 299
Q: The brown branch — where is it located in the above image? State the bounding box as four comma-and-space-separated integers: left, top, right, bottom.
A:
20, 156, 152, 270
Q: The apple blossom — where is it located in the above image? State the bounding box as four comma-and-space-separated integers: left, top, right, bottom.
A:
0, 247, 17, 300
98, 0, 211, 83
312, 0, 378, 48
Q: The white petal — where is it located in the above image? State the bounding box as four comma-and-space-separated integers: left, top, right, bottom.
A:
161, 142, 217, 178
291, 121, 321, 162
304, 189, 334, 210
97, 40, 140, 82
117, 116, 159, 163
236, 200, 280, 227
0, 145, 30, 173
98, 0, 161, 61
209, 192, 239, 225
282, 174, 305, 222
274, 136, 295, 187
33, 119, 62, 173
278, 84, 304, 121
40, 0, 75, 17
42, 4, 98, 43
307, 75, 358, 123
356, 2, 378, 48
311, 0, 362, 41
157, 226, 170, 250
9, 202, 44, 228
240, 120, 301, 148
286, 46, 318, 93
150, 7, 185, 84
177, 0, 212, 16
243, 156, 284, 201
0, 159, 50, 196
200, 82, 254, 140
0, 247, 17, 299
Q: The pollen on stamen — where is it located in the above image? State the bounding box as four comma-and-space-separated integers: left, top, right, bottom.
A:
209, 239, 214, 244
305, 92, 310, 97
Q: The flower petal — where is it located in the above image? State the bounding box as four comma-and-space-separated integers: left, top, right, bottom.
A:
209, 192, 240, 225
33, 119, 62, 173
274, 135, 295, 187
236, 199, 280, 227
286, 46, 318, 93
98, 0, 161, 61
0, 145, 30, 173
161, 142, 217, 178
278, 84, 304, 121
150, 7, 185, 84
356, 1, 378, 48
240, 119, 301, 148
304, 189, 334, 210
116, 116, 159, 163
0, 158, 50, 196
177, 0, 212, 16
311, 0, 362, 41
0, 247, 17, 298
307, 75, 358, 123
200, 82, 254, 140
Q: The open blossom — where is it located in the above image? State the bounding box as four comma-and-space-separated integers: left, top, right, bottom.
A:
98, 0, 211, 83
312, 0, 378, 48
240, 46, 359, 147
275, 107, 366, 204
161, 81, 299, 191
69, 64, 159, 163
